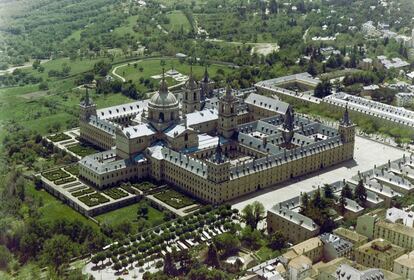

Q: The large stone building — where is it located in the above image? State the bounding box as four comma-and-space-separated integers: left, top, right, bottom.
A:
78, 68, 356, 204
354, 239, 405, 271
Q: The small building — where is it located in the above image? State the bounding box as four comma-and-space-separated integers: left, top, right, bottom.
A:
354, 239, 405, 270
320, 233, 353, 261
267, 205, 320, 245
395, 92, 414, 107
333, 264, 386, 280
333, 227, 368, 248
287, 255, 312, 280
290, 237, 324, 264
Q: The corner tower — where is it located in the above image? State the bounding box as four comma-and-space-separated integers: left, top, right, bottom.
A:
218, 85, 237, 138
206, 140, 230, 183
338, 104, 356, 159
79, 88, 96, 122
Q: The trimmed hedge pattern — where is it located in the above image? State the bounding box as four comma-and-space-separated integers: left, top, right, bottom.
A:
78, 193, 110, 207
104, 188, 128, 200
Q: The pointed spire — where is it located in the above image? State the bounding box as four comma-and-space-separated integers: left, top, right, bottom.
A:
342, 103, 351, 126
214, 138, 223, 163
85, 88, 90, 106
159, 68, 168, 94
203, 65, 209, 83
225, 84, 232, 98
187, 64, 196, 89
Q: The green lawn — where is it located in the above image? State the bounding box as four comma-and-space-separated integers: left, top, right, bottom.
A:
115, 57, 233, 93
164, 11, 192, 32
256, 246, 281, 261
95, 201, 164, 227
25, 183, 97, 228
0, 80, 133, 143
112, 15, 140, 37
23, 57, 107, 81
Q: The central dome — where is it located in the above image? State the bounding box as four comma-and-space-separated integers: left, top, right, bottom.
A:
149, 76, 178, 107
150, 91, 178, 107
146, 70, 180, 129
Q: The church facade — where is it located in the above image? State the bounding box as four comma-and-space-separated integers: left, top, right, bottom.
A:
78, 69, 356, 204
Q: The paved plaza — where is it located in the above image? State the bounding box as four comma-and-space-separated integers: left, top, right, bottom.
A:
231, 136, 407, 212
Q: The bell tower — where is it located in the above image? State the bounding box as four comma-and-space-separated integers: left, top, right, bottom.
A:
200, 66, 212, 100
218, 85, 237, 138
182, 66, 201, 114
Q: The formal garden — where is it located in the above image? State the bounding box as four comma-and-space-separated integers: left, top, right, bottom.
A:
55, 177, 77, 185
64, 164, 79, 176
41, 168, 71, 182
71, 187, 95, 198
132, 181, 158, 192
67, 143, 99, 157
153, 188, 197, 209
47, 132, 71, 142
78, 192, 110, 207
103, 188, 129, 200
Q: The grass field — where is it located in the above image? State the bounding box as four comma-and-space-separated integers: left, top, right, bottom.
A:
25, 183, 97, 229
95, 201, 164, 227
115, 57, 233, 92
164, 11, 192, 33
23, 57, 108, 80
0, 81, 133, 144
112, 15, 140, 37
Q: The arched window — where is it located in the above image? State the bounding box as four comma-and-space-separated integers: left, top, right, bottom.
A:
159, 112, 164, 122
184, 133, 188, 141
193, 92, 197, 101
185, 92, 188, 100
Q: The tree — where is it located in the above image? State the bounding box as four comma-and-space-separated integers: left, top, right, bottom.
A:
39, 82, 49, 90
341, 184, 353, 199
42, 234, 77, 272
113, 262, 122, 272
205, 243, 220, 268
314, 79, 332, 98
323, 184, 334, 199
339, 190, 347, 215
313, 186, 322, 206
300, 192, 309, 213
163, 252, 176, 276
241, 201, 265, 229
240, 226, 262, 250
214, 233, 240, 257
91, 255, 100, 267
269, 231, 286, 250
93, 61, 112, 76
0, 245, 11, 271
354, 180, 367, 204
269, 0, 278, 14
137, 202, 149, 220
307, 60, 317, 77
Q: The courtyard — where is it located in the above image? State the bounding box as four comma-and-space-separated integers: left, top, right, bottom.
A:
231, 136, 407, 212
